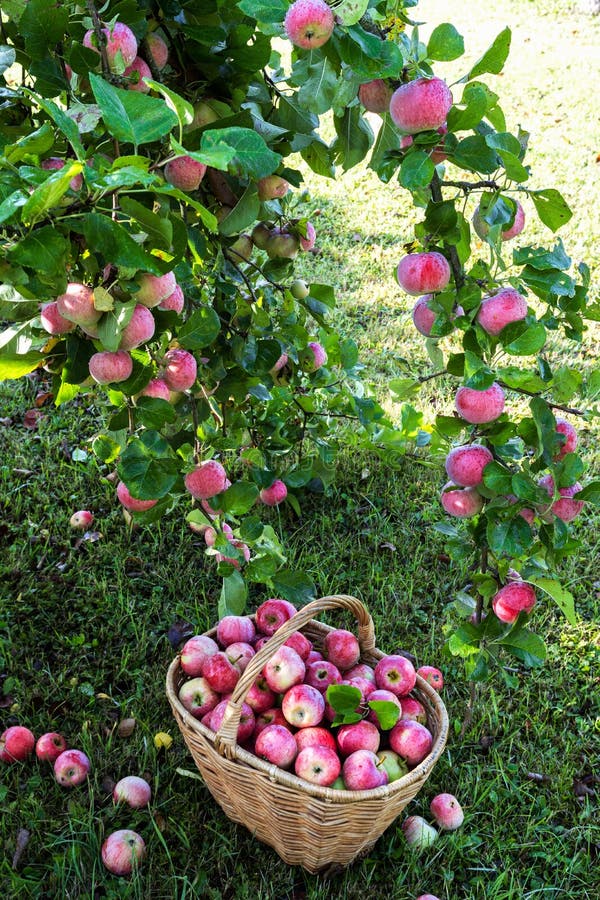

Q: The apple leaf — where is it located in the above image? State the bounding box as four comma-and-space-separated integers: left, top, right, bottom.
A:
326, 683, 362, 722
368, 700, 400, 731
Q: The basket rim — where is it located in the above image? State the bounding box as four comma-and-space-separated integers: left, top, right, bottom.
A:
166, 615, 449, 804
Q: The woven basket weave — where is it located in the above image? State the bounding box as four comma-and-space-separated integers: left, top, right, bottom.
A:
166, 594, 449, 873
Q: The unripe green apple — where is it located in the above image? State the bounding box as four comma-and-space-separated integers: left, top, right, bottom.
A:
291, 279, 309, 300
251, 222, 272, 250
265, 232, 299, 260
227, 235, 253, 262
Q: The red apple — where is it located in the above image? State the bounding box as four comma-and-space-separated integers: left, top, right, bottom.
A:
345, 663, 376, 683
0, 726, 35, 763
202, 652, 241, 693
402, 815, 438, 849
253, 707, 289, 738
281, 684, 325, 728
343, 749, 388, 791
255, 724, 298, 768
323, 629, 360, 671
305, 660, 342, 693
430, 792, 464, 830
400, 697, 427, 724
264, 645, 305, 693
101, 829, 146, 876
178, 677, 220, 718
255, 598, 297, 635
336, 721, 380, 757
113, 775, 152, 809
375, 654, 417, 697
284, 631, 312, 660
35, 732, 68, 763
306, 649, 323, 665
389, 720, 433, 767
294, 746, 341, 786
216, 615, 255, 647
417, 666, 444, 691
180, 634, 219, 676
54, 749, 90, 786
245, 676, 276, 714
209, 700, 255, 742
345, 676, 376, 701
225, 641, 255, 672
295, 726, 337, 753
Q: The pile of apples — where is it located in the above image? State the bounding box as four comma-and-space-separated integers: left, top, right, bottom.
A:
0, 725, 148, 876
178, 599, 447, 792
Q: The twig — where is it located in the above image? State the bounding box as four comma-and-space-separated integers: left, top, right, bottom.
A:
441, 179, 500, 193
226, 255, 259, 304
225, 248, 286, 293
85, 0, 111, 78
418, 370, 447, 384
430, 172, 465, 289
497, 382, 585, 417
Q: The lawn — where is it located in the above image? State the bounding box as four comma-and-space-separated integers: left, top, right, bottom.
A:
1, 1, 599, 898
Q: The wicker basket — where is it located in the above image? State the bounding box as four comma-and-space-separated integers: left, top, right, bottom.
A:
166, 594, 449, 873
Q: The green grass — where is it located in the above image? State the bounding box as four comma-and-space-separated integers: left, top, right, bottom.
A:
1, 2, 600, 898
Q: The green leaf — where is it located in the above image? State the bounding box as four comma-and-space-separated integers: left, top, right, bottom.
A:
90, 74, 178, 147
486, 517, 532, 556
218, 570, 248, 619
219, 482, 260, 516
332, 107, 374, 172
3, 123, 54, 164
296, 56, 339, 116
300, 138, 336, 178
135, 397, 177, 429
20, 0, 68, 61
427, 24, 465, 61
120, 196, 173, 250
571, 480, 600, 504
501, 320, 547, 356
513, 241, 571, 271
368, 700, 400, 731
0, 45, 16, 75
334, 0, 370, 26
451, 135, 500, 174
21, 161, 83, 224
80, 214, 164, 273
530, 189, 573, 232
236, 0, 288, 22
497, 366, 545, 393
467, 27, 512, 80
326, 684, 362, 715
23, 92, 85, 159
496, 626, 546, 667
118, 431, 179, 499
170, 134, 236, 173
143, 80, 194, 128
217, 185, 260, 236
482, 462, 513, 494
400, 150, 436, 191
447, 83, 488, 131
0, 353, 42, 379
530, 396, 558, 463
177, 306, 221, 350
528, 577, 576, 625
271, 570, 316, 606
448, 624, 482, 658
9, 226, 68, 275
201, 127, 281, 179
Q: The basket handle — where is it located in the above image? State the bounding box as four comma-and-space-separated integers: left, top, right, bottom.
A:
213, 594, 375, 758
